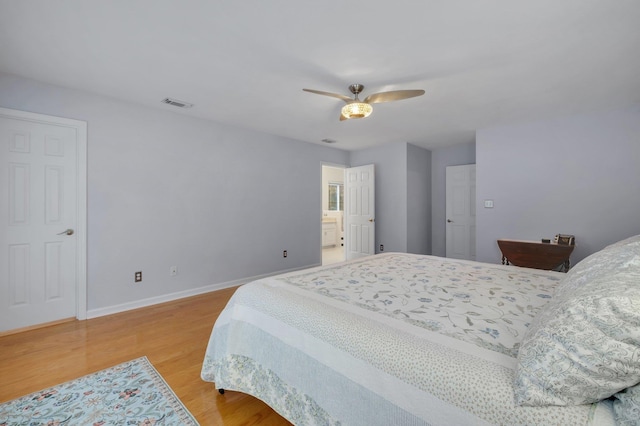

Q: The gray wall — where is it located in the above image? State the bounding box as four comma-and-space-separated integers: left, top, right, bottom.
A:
8, 69, 636, 315
351, 142, 408, 253
476, 104, 640, 264
0, 73, 349, 313
430, 141, 476, 256
407, 143, 432, 254
350, 142, 432, 255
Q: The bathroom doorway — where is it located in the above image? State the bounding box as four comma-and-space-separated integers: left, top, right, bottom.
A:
321, 165, 345, 265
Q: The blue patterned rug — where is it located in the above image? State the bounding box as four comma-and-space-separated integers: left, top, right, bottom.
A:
0, 356, 199, 425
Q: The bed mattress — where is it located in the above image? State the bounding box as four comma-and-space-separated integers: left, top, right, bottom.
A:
201, 253, 614, 425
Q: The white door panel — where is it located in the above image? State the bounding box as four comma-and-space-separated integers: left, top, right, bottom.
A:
446, 164, 476, 260
345, 164, 375, 259
1, 108, 87, 332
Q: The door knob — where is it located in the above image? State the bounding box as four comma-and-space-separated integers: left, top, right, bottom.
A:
57, 229, 74, 236
368, 218, 375, 222
447, 219, 453, 223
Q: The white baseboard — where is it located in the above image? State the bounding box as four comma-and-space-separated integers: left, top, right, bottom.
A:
86, 263, 321, 319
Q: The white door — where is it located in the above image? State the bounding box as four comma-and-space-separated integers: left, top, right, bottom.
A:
446, 164, 476, 260
345, 164, 375, 260
0, 108, 87, 333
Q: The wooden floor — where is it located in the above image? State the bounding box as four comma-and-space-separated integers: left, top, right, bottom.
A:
0, 287, 292, 425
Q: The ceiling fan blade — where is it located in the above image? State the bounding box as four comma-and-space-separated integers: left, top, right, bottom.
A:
363, 89, 425, 104
303, 88, 353, 102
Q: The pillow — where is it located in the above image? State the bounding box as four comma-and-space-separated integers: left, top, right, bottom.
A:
613, 382, 640, 425
604, 233, 640, 250
513, 238, 640, 406
553, 234, 640, 300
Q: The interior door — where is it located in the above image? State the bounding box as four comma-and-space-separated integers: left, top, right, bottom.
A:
445, 164, 476, 260
0, 108, 87, 333
345, 164, 375, 260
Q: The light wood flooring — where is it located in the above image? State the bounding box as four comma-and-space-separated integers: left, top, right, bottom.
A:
0, 287, 292, 425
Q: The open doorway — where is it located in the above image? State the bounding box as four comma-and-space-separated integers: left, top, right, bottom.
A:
321, 165, 345, 265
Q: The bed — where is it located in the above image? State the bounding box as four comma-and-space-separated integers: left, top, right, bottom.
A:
201, 235, 640, 425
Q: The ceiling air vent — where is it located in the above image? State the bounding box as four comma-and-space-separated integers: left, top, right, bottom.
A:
161, 98, 194, 108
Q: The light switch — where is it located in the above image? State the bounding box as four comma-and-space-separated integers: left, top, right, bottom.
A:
484, 200, 494, 208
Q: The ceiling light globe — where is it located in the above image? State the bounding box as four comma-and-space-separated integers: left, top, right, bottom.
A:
341, 102, 373, 119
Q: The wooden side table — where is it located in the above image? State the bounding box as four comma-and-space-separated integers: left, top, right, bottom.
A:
497, 239, 575, 272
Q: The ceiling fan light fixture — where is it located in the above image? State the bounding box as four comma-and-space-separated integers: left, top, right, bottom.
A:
341, 102, 373, 119
304, 83, 424, 122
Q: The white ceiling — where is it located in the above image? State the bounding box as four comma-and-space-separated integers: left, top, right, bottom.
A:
1, 0, 639, 151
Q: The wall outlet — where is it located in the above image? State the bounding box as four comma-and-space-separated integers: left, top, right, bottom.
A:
283, 250, 287, 258
379, 244, 384, 252
135, 271, 142, 282
170, 266, 177, 276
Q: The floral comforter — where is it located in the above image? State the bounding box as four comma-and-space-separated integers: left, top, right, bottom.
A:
202, 253, 615, 425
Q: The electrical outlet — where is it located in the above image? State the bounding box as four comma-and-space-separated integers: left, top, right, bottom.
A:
135, 271, 142, 282
283, 250, 287, 258
379, 244, 384, 252
170, 266, 177, 276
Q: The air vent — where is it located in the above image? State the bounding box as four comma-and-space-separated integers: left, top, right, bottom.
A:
161, 98, 194, 108
321, 138, 337, 144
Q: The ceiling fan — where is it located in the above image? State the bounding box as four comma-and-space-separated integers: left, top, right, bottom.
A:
303, 83, 425, 121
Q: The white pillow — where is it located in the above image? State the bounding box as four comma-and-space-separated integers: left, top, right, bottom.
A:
604, 233, 640, 250
613, 382, 640, 426
513, 237, 640, 406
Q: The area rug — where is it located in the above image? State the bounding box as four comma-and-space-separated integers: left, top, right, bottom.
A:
0, 356, 199, 425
